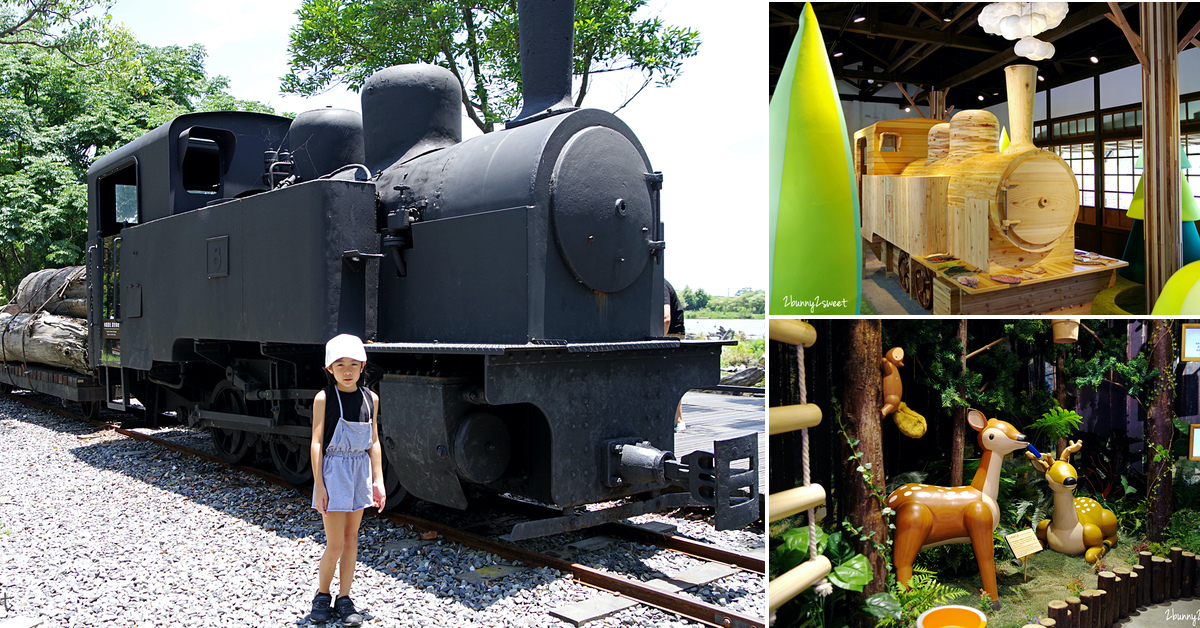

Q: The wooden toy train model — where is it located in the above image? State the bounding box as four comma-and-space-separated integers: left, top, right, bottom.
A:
855, 64, 1126, 314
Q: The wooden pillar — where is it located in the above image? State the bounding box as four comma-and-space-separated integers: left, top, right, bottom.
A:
1141, 1, 1182, 310
838, 319, 886, 627
1095, 588, 1110, 627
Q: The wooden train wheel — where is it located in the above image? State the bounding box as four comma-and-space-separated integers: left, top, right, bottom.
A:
897, 251, 911, 292
914, 264, 934, 310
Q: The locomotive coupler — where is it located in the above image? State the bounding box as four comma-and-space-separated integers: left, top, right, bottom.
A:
601, 433, 760, 531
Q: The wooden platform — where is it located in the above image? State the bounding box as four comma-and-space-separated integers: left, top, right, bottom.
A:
911, 251, 1127, 315
676, 391, 765, 495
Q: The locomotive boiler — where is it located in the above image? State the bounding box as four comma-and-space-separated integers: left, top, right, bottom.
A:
2, 0, 757, 540
857, 64, 1125, 314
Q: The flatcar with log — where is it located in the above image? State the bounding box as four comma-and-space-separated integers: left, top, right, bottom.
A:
0, 0, 757, 540
856, 64, 1126, 314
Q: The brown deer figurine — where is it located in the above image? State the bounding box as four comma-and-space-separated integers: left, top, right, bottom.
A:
1026, 441, 1119, 563
887, 409, 1026, 610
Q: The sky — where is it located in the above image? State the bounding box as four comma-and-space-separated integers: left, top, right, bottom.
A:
105, 0, 767, 297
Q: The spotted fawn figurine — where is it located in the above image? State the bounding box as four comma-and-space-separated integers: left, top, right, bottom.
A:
1026, 441, 1118, 563
888, 409, 1027, 610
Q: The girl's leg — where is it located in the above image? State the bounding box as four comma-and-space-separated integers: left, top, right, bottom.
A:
337, 509, 365, 597
319, 512, 349, 593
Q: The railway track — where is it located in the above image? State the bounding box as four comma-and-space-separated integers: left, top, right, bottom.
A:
3, 391, 765, 628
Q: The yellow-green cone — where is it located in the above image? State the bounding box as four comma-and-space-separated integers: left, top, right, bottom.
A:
769, 2, 860, 314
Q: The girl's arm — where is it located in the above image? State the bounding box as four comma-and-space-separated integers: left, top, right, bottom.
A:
311, 391, 328, 514
369, 390, 386, 510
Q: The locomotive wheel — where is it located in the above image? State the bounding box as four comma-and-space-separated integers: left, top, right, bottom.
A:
914, 265, 934, 311
382, 461, 412, 511
208, 384, 253, 464
211, 428, 253, 464
268, 438, 313, 485
897, 251, 911, 292
81, 400, 102, 421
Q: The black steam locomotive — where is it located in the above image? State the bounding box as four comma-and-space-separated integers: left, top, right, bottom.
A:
1, 0, 757, 538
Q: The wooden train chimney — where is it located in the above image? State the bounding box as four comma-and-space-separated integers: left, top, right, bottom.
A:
1004, 64, 1037, 153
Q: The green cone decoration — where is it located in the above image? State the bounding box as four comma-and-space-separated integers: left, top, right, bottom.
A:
768, 2, 860, 314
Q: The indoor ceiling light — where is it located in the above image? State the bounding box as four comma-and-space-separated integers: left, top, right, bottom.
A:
978, 2, 1067, 61
1037, 75, 1045, 81
978, 94, 986, 101
905, 106, 912, 112
853, 14, 866, 23
1090, 55, 1099, 64
833, 51, 844, 58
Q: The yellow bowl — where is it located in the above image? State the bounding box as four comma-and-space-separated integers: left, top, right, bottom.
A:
915, 605, 987, 628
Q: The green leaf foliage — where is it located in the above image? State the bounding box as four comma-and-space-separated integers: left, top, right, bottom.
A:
282, 0, 701, 132
0, 15, 274, 295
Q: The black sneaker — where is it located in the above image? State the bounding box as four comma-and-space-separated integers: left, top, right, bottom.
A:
334, 596, 363, 627
311, 592, 333, 623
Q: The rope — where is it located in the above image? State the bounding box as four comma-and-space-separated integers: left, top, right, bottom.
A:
799, 343, 831, 596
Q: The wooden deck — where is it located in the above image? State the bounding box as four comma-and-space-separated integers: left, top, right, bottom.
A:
675, 390, 766, 494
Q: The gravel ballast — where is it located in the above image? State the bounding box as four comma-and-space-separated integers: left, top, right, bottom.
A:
0, 397, 765, 627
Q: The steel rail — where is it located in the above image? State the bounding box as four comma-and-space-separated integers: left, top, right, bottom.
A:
4, 391, 765, 628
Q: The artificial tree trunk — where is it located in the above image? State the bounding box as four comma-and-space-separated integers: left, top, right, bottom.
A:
1146, 319, 1176, 542
950, 320, 967, 486
838, 319, 886, 625
1055, 349, 1068, 456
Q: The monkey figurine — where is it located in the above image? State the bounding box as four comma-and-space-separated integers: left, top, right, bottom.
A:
881, 347, 904, 417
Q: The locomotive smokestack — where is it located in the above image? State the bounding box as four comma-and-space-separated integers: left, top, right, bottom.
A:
1004, 64, 1037, 153
508, 0, 577, 127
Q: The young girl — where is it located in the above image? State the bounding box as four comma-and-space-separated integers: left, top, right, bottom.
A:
309, 334, 385, 626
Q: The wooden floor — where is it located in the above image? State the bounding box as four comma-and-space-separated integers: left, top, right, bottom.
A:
675, 390, 766, 494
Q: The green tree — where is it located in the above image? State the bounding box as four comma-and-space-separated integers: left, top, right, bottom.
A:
0, 0, 109, 64
0, 24, 275, 295
691, 286, 709, 310
677, 284, 693, 310
282, 0, 701, 133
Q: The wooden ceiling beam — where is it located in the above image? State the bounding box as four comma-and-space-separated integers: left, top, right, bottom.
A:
818, 18, 1005, 52
940, 2, 1124, 90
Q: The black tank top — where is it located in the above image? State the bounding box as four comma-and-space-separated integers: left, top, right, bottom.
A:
321, 386, 371, 455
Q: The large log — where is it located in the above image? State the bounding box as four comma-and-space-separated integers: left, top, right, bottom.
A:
2, 266, 87, 319
0, 311, 89, 374
721, 367, 764, 387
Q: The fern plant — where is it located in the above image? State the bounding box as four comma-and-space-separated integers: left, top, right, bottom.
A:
878, 566, 968, 627
1026, 406, 1083, 445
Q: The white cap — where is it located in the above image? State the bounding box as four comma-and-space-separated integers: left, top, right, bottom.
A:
325, 334, 367, 367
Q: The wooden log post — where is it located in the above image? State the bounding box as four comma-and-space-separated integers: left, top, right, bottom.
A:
1194, 553, 1200, 596
1172, 547, 1184, 599
1147, 321, 1176, 542
1065, 596, 1082, 628
1184, 551, 1195, 597
1154, 556, 1168, 603
1048, 600, 1070, 628
1128, 570, 1140, 613
1080, 590, 1100, 627
1095, 588, 1110, 627
1133, 564, 1147, 608
1039, 619, 1057, 628
1098, 572, 1117, 625
1112, 567, 1131, 618
1140, 1, 1183, 310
